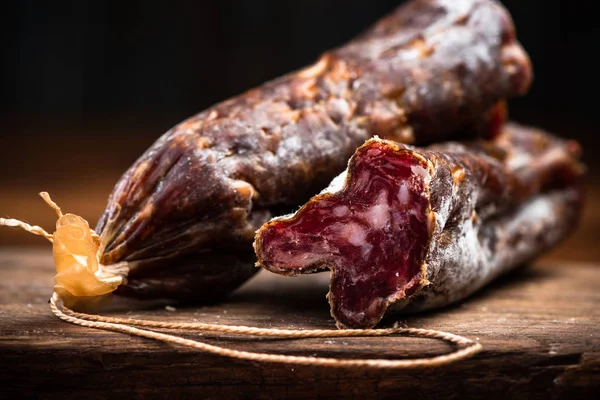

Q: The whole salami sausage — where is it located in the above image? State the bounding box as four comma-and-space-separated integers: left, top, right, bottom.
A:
254, 124, 584, 328
97, 0, 531, 301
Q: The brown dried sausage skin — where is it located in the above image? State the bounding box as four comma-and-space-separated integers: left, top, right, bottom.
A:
255, 124, 583, 328
96, 0, 531, 300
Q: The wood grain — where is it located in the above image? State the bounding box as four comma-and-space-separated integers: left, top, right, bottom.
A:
0, 249, 598, 399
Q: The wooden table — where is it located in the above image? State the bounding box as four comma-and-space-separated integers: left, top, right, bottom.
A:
1, 127, 598, 398
0, 249, 598, 399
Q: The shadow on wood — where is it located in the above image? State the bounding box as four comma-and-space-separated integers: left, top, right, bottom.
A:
0, 249, 598, 399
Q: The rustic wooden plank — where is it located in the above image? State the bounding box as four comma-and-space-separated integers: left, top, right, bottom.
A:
0, 249, 598, 399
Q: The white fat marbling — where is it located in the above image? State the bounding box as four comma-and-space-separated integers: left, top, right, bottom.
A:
365, 191, 390, 230
333, 205, 350, 217
347, 222, 368, 247
411, 164, 431, 184
398, 182, 410, 204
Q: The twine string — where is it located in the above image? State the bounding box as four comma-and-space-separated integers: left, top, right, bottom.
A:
50, 293, 482, 369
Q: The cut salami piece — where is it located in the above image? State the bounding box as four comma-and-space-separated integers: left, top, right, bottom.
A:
96, 0, 531, 300
255, 124, 584, 328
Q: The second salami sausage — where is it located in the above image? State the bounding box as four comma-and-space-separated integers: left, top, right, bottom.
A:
255, 124, 584, 328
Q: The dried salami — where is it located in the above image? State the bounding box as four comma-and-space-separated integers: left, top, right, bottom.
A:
255, 124, 584, 328
96, 0, 531, 300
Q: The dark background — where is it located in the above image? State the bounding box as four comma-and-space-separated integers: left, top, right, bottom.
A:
2, 1, 598, 144
0, 0, 598, 256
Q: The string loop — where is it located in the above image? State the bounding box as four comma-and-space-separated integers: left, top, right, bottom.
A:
50, 293, 482, 369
